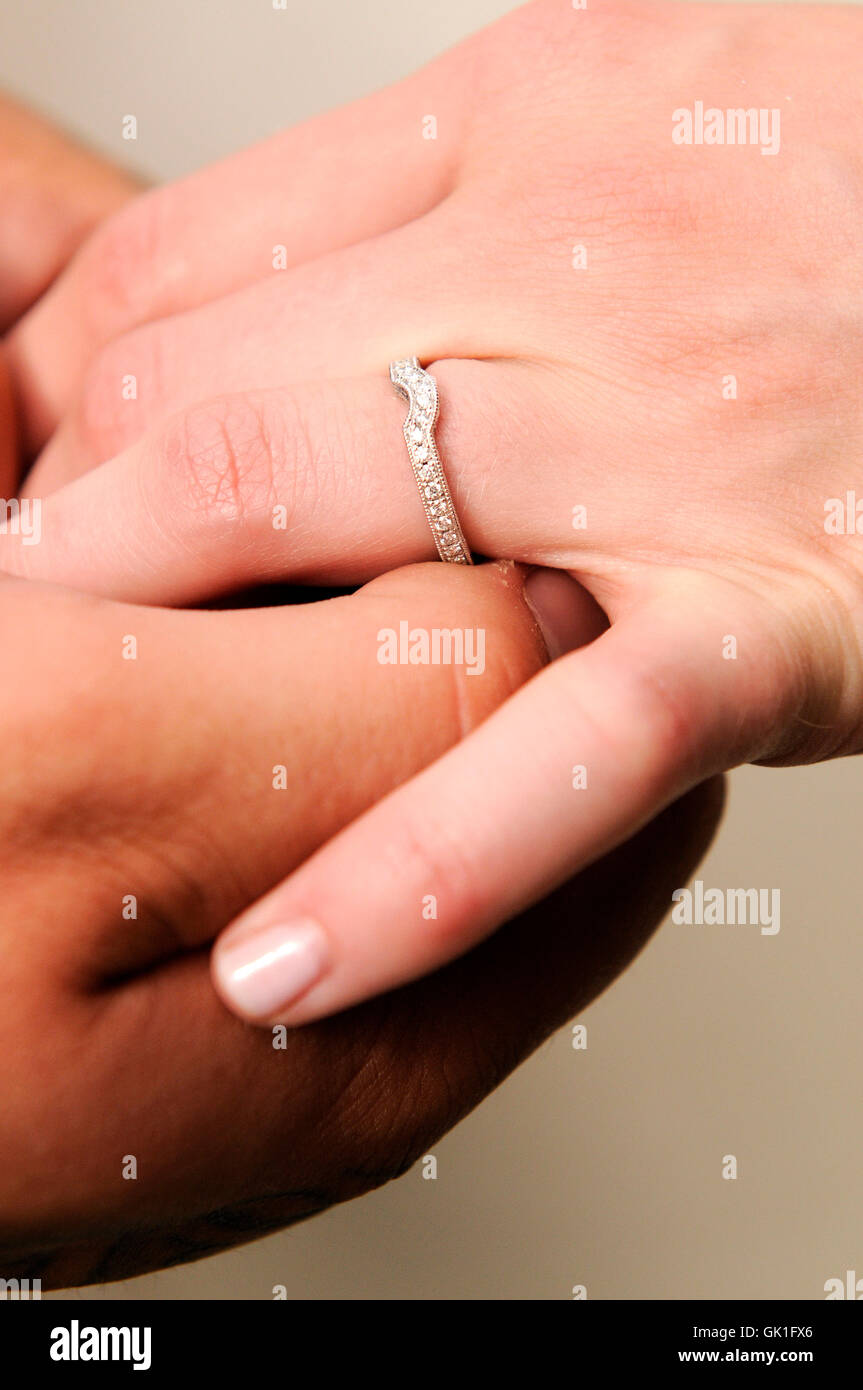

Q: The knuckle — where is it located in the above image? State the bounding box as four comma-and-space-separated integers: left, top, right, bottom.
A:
619, 657, 698, 771
563, 644, 697, 791
156, 395, 282, 530
76, 328, 160, 461
76, 192, 165, 335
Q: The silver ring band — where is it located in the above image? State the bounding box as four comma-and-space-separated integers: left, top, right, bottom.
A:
389, 357, 473, 565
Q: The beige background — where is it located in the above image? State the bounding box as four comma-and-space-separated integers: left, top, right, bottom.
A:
1, 0, 860, 1300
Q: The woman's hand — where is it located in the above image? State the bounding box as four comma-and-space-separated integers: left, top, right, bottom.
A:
3, 0, 861, 1023
0, 562, 721, 1283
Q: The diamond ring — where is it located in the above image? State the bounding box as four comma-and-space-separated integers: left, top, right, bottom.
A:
389, 357, 473, 565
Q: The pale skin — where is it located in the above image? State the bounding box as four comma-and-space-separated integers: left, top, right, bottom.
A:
3, 0, 862, 1025
0, 96, 725, 1284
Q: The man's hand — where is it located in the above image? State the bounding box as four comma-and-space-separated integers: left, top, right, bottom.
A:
0, 564, 721, 1285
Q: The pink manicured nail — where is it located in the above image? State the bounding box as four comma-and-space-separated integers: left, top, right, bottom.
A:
214, 918, 329, 1020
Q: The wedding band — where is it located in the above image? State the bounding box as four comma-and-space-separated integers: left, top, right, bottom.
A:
389, 357, 473, 565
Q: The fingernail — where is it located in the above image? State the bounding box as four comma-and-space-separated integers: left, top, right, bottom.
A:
523, 566, 605, 661
214, 918, 329, 1020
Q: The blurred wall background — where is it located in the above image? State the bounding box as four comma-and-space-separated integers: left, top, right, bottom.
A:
1, 0, 860, 1299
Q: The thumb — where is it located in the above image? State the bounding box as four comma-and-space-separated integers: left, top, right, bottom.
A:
211, 577, 794, 1025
